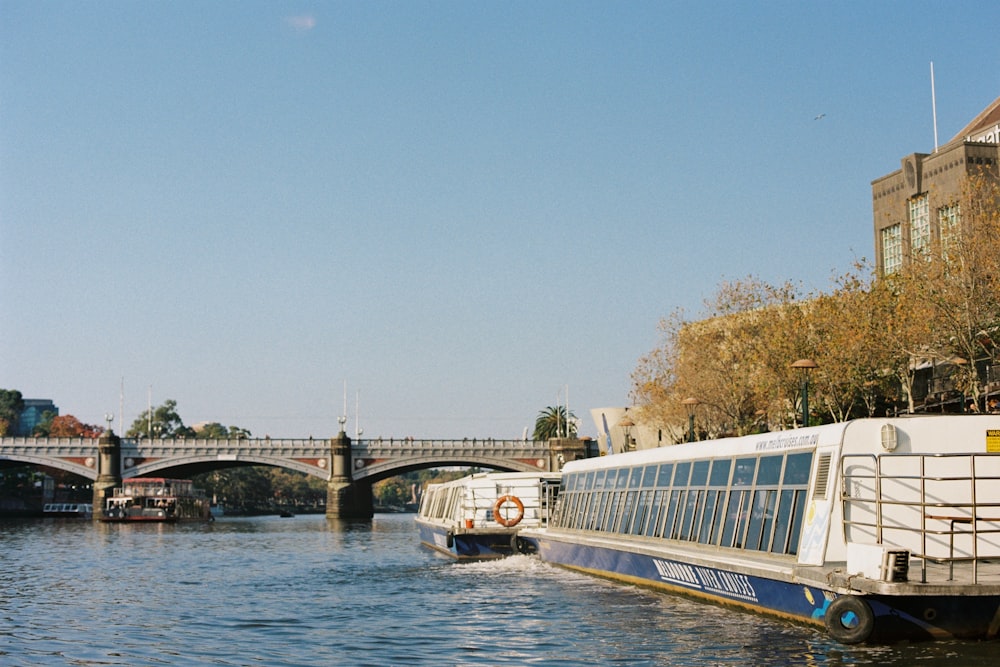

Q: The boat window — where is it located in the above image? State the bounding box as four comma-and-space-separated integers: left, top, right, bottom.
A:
744, 489, 777, 552
709, 459, 732, 486
619, 491, 637, 533
657, 463, 674, 487
733, 458, 756, 486
673, 461, 692, 486
690, 460, 710, 487
665, 489, 685, 539
582, 471, 595, 492
616, 468, 631, 489
641, 465, 658, 488
770, 489, 795, 553
784, 452, 812, 485
632, 490, 652, 535
786, 490, 808, 556
697, 489, 719, 543
644, 489, 664, 537
757, 455, 783, 485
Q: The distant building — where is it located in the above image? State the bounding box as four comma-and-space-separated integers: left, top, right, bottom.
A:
16, 399, 58, 437
872, 96, 1000, 276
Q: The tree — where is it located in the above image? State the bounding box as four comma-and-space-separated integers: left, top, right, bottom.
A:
47, 415, 104, 438
127, 399, 192, 438
0, 389, 24, 436
896, 170, 1000, 409
194, 422, 252, 439
533, 406, 577, 440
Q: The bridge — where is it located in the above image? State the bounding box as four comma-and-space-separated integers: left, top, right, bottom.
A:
0, 432, 592, 518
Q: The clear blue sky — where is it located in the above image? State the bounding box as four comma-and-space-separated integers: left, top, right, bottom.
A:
2, 2, 998, 439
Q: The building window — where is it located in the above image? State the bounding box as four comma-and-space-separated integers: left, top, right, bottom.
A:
939, 203, 960, 262
909, 195, 930, 258
881, 223, 902, 274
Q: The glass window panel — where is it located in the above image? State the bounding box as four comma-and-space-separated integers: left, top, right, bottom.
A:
721, 490, 749, 547
709, 459, 732, 486
674, 461, 692, 486
620, 491, 637, 533
733, 458, 756, 486
770, 489, 794, 553
663, 490, 682, 539
744, 490, 770, 551
784, 453, 814, 486
757, 455, 783, 485
758, 490, 777, 551
690, 460, 710, 486
632, 490, 650, 535
642, 465, 657, 488
698, 489, 719, 543
645, 489, 664, 537
604, 469, 618, 490
680, 490, 700, 540
657, 463, 674, 487
710, 490, 728, 545
787, 490, 808, 555
617, 469, 631, 489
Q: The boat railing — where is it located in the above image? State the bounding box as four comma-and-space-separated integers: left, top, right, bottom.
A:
841, 452, 1000, 583
460, 479, 561, 528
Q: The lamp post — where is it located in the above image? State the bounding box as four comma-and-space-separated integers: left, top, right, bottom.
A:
791, 359, 818, 428
618, 414, 634, 451
682, 397, 699, 442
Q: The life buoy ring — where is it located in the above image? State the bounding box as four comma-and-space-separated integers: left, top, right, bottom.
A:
493, 495, 525, 527
824, 595, 875, 644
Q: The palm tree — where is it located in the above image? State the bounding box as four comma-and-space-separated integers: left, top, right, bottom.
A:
533, 406, 577, 440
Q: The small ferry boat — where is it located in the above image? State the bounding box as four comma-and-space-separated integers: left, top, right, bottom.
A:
101, 477, 211, 522
43, 502, 93, 518
519, 415, 1000, 643
416, 471, 561, 560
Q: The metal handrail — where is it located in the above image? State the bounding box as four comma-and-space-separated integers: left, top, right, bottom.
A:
841, 452, 1000, 583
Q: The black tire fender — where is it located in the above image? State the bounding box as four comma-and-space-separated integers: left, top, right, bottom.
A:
824, 595, 875, 644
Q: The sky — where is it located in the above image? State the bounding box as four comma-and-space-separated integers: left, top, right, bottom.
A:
2, 2, 999, 440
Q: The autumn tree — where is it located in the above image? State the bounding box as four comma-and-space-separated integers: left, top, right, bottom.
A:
896, 170, 1000, 408
47, 415, 104, 438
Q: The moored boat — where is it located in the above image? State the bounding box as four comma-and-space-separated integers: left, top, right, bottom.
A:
519, 415, 1000, 644
101, 477, 211, 522
416, 471, 561, 560
43, 502, 93, 518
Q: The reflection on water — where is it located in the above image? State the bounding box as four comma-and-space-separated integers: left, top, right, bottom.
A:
0, 514, 995, 666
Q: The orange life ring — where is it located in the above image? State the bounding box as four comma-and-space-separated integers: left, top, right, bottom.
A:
493, 495, 525, 527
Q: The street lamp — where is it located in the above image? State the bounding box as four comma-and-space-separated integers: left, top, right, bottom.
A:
618, 414, 634, 451
682, 398, 699, 442
791, 359, 819, 428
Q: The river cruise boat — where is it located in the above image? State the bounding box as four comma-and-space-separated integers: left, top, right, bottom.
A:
43, 502, 93, 518
519, 415, 1000, 644
416, 471, 561, 560
101, 477, 211, 522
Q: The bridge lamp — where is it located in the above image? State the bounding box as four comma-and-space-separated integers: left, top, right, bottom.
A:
791, 359, 819, 428
682, 398, 699, 443
104, 413, 114, 435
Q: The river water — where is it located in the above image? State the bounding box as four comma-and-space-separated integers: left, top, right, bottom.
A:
1, 513, 995, 666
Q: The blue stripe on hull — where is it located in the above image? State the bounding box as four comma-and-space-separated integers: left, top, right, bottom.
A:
536, 536, 1000, 642
416, 523, 514, 560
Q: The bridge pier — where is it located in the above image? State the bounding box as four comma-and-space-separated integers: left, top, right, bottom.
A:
92, 430, 122, 519
548, 437, 594, 470
326, 431, 373, 519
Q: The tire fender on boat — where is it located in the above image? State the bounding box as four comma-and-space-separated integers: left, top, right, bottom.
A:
446, 532, 454, 549
824, 595, 875, 644
493, 495, 524, 528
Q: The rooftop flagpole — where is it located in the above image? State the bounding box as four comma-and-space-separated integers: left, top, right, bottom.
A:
931, 61, 939, 152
